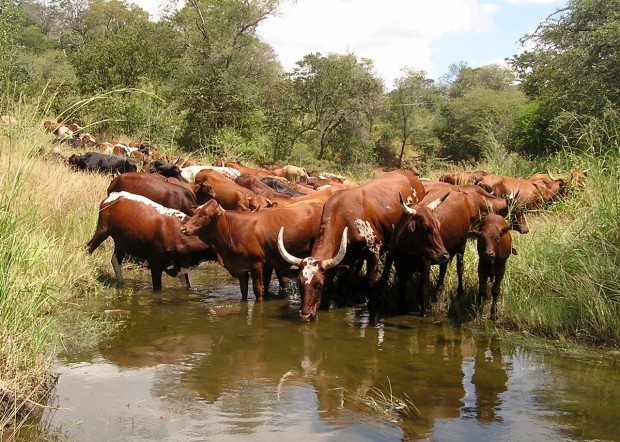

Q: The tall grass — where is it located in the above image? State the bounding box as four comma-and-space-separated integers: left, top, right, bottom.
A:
501, 151, 620, 345
0, 102, 111, 436
428, 130, 620, 346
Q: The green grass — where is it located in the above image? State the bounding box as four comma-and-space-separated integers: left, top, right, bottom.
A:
0, 103, 113, 435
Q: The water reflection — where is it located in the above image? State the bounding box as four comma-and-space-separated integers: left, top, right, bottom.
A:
35, 265, 620, 442
469, 337, 509, 423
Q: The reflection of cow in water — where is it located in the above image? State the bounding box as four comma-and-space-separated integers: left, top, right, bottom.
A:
94, 294, 508, 440
470, 337, 509, 423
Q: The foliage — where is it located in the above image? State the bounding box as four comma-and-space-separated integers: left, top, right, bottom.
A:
388, 68, 442, 169
289, 52, 385, 165
69, 21, 181, 94
510, 0, 620, 151
171, 0, 283, 150
437, 84, 527, 161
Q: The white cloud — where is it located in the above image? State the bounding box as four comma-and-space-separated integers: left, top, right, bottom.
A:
258, 0, 500, 85
506, 0, 559, 4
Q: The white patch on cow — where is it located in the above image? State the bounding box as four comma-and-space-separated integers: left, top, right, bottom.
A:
301, 258, 321, 285
354, 218, 381, 256
105, 191, 188, 221
409, 186, 418, 202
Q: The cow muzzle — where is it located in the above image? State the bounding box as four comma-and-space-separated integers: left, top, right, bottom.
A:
435, 252, 450, 265
483, 251, 495, 260
299, 308, 317, 322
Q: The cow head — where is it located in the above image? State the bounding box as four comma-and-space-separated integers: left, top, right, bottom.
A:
505, 192, 529, 234
67, 154, 84, 170
278, 227, 348, 321
195, 182, 217, 204
470, 222, 511, 263
180, 199, 221, 237
397, 192, 450, 265
247, 195, 273, 211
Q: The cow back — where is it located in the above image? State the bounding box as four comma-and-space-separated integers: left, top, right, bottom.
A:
107, 172, 197, 215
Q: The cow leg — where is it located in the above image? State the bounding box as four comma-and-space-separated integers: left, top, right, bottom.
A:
272, 269, 290, 298
87, 211, 111, 254
489, 263, 506, 320
365, 253, 380, 289
111, 248, 125, 287
238, 273, 250, 301
148, 260, 164, 292
418, 259, 432, 317
436, 256, 450, 287
456, 252, 465, 297
178, 273, 191, 290
393, 259, 416, 314
262, 267, 274, 297
477, 264, 489, 314
250, 266, 264, 302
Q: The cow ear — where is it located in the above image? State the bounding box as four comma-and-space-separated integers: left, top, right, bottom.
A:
468, 230, 481, 239
500, 226, 511, 237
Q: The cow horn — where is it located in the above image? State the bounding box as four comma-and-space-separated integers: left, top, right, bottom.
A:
278, 227, 303, 266
426, 192, 449, 211
322, 227, 348, 270
399, 192, 416, 216
547, 170, 558, 181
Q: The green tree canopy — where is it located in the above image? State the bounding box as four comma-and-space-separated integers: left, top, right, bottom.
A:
289, 52, 385, 164
510, 0, 620, 151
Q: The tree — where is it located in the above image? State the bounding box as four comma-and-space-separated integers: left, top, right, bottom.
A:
0, 0, 25, 87
170, 0, 284, 151
388, 68, 439, 168
510, 0, 620, 151
436, 64, 526, 161
289, 52, 385, 163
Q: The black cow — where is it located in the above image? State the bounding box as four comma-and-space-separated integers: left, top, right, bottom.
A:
68, 152, 137, 175
260, 177, 305, 197
148, 160, 185, 181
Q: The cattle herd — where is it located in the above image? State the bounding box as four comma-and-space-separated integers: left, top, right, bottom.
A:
45, 116, 587, 322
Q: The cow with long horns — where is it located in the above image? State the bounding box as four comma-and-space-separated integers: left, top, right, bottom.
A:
278, 169, 449, 321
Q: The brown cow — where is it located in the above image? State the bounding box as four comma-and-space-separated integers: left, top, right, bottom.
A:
383, 192, 451, 316
277, 169, 432, 321
477, 174, 556, 209
87, 192, 215, 290
268, 185, 343, 208
469, 214, 516, 320
384, 181, 528, 316
439, 170, 487, 185
107, 172, 215, 215
43, 119, 73, 139
195, 169, 272, 211
217, 160, 275, 178
180, 200, 323, 301
234, 174, 292, 199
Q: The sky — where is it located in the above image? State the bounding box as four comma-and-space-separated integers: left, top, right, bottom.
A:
130, 0, 567, 87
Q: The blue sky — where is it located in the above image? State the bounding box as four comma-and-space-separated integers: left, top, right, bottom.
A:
132, 0, 567, 86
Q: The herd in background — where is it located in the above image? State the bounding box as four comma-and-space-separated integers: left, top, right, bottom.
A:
42, 115, 588, 322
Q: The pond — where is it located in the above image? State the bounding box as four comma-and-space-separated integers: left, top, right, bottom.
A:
33, 263, 619, 441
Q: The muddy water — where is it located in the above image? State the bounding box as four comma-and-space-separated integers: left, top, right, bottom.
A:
37, 263, 619, 441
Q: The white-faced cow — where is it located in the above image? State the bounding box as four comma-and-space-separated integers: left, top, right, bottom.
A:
278, 169, 444, 321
